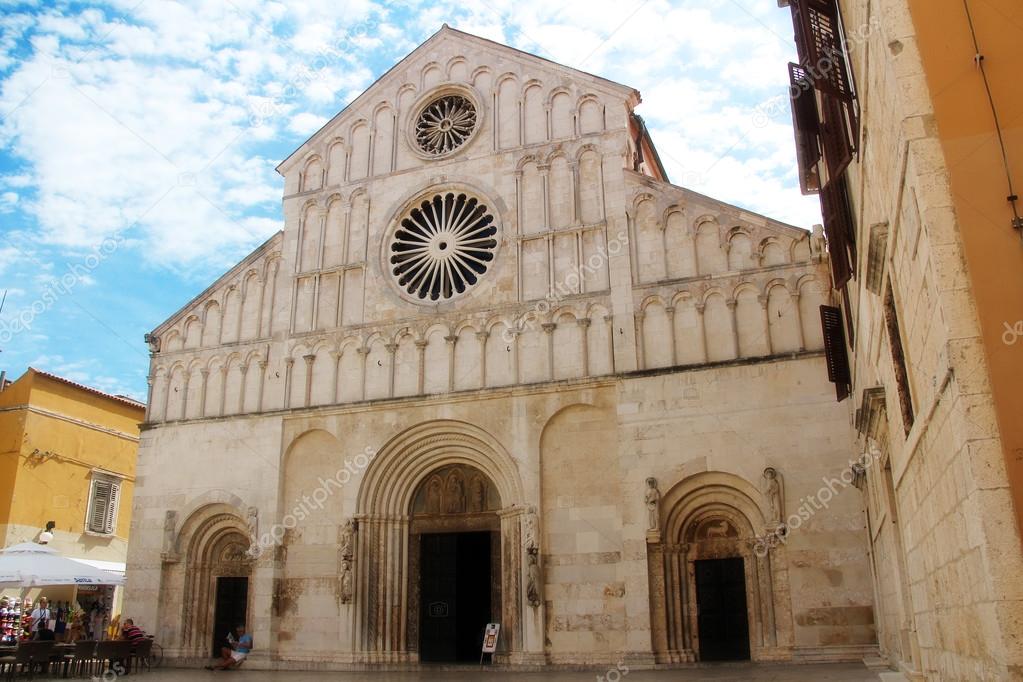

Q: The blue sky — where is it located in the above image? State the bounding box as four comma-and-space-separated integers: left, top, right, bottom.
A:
0, 0, 820, 401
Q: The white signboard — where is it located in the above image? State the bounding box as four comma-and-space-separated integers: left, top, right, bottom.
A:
481, 622, 500, 654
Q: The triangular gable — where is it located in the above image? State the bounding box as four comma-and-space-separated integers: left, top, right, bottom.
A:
276, 24, 641, 175
149, 230, 283, 336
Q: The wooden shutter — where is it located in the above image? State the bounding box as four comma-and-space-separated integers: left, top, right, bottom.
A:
820, 93, 855, 181
104, 481, 120, 534
820, 305, 851, 402
88, 477, 120, 534
791, 0, 854, 103
820, 176, 855, 288
789, 63, 822, 194
884, 285, 915, 434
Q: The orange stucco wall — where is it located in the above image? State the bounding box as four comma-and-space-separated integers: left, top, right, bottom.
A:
908, 0, 1023, 542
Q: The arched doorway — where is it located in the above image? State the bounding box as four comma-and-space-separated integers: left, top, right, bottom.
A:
168, 504, 253, 660
408, 464, 502, 661
353, 420, 526, 664
648, 473, 788, 664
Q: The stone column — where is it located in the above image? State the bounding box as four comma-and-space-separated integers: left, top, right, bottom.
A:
578, 317, 591, 376
791, 292, 806, 350
283, 357, 295, 408
759, 295, 774, 355
444, 335, 458, 392
665, 305, 678, 366
181, 372, 191, 419
476, 331, 489, 388
237, 363, 248, 414
634, 310, 646, 369
541, 322, 556, 380
257, 360, 267, 412
357, 346, 370, 400
415, 340, 427, 394
725, 298, 739, 358
695, 303, 709, 363
144, 374, 155, 422
303, 353, 315, 407
330, 350, 341, 403
385, 343, 397, 398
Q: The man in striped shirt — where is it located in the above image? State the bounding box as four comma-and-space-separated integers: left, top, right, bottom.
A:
120, 619, 147, 645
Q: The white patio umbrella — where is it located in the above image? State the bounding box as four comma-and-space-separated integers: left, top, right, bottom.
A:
0, 542, 125, 588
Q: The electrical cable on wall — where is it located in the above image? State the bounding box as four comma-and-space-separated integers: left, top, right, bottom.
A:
962, 0, 1023, 236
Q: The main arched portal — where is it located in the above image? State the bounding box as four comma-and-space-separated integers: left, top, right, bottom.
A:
354, 420, 526, 664
409, 464, 502, 661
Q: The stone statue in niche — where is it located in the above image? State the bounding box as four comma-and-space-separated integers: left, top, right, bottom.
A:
526, 551, 542, 607
446, 475, 466, 514
245, 506, 261, 558
339, 559, 353, 604
523, 506, 539, 555
763, 467, 785, 527
425, 478, 442, 514
162, 510, 177, 555
644, 477, 661, 530
339, 519, 356, 560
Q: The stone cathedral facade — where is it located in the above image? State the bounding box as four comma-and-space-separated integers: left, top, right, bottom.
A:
125, 26, 877, 669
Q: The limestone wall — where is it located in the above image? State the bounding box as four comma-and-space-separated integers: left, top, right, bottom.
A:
838, 0, 1023, 678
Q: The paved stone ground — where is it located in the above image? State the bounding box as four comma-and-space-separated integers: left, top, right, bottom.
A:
141, 663, 882, 681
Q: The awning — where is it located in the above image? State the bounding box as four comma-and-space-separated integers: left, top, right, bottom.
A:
70, 558, 126, 580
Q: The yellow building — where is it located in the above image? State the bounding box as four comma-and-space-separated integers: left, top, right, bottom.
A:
0, 367, 144, 637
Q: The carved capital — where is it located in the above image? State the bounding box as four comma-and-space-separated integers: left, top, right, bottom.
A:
357, 346, 371, 356
414, 339, 428, 350
577, 318, 592, 328
541, 322, 556, 333
444, 334, 458, 344
725, 298, 737, 310
384, 343, 398, 354
476, 331, 490, 341
303, 353, 316, 365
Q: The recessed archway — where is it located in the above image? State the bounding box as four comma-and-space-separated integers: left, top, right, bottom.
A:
647, 472, 790, 664
354, 420, 526, 664
168, 504, 253, 660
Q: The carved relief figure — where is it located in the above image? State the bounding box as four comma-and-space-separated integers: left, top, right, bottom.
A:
526, 551, 542, 607
763, 467, 785, 526
644, 477, 660, 530
339, 518, 356, 559
445, 473, 466, 513
470, 476, 486, 512
425, 477, 442, 513
339, 559, 353, 604
523, 506, 539, 555
163, 510, 178, 555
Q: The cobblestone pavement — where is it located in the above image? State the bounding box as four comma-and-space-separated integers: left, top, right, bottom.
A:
140, 662, 883, 681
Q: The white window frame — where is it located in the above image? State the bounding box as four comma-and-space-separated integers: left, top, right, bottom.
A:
85, 471, 123, 536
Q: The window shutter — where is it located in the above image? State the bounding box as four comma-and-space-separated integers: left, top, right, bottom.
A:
820, 176, 856, 288
791, 0, 854, 103
820, 93, 855, 181
104, 481, 120, 534
820, 305, 851, 402
89, 479, 112, 533
788, 63, 822, 194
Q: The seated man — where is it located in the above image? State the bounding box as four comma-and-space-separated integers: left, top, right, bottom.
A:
206, 625, 252, 670
120, 618, 148, 645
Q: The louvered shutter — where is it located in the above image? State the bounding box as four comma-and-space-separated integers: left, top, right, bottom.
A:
104, 481, 120, 534
89, 479, 112, 533
820, 305, 851, 402
791, 0, 854, 103
789, 63, 822, 194
88, 477, 120, 534
820, 176, 855, 288
820, 93, 855, 181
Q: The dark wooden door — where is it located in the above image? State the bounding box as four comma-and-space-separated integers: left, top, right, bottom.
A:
695, 558, 750, 661
419, 532, 491, 662
211, 577, 248, 657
